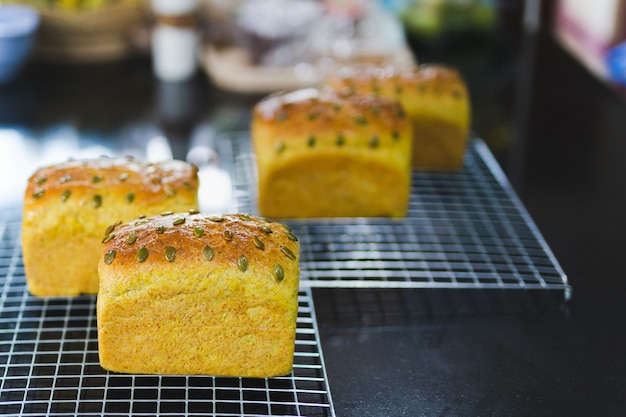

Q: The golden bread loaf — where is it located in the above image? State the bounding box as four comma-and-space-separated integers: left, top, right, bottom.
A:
251, 88, 413, 218
97, 212, 300, 377
22, 157, 199, 297
325, 64, 471, 170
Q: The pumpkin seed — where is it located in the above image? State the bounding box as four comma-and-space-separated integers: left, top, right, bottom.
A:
307, 135, 316, 147
160, 211, 173, 216
126, 192, 135, 203
104, 250, 116, 265
137, 247, 149, 263
193, 226, 204, 237
60, 190, 71, 202
60, 175, 72, 183
391, 131, 400, 141
273, 264, 285, 282
35, 176, 47, 185
281, 246, 296, 260
355, 115, 367, 125
202, 245, 214, 261
259, 225, 273, 234
173, 217, 185, 226
93, 195, 102, 208
253, 236, 265, 250
369, 135, 380, 148
102, 234, 115, 243
336, 134, 345, 147
285, 230, 298, 242
223, 229, 233, 241
126, 232, 137, 244
237, 255, 248, 272
189, 208, 199, 215
275, 142, 286, 154
92, 175, 103, 183
33, 190, 45, 199
164, 185, 176, 197
119, 172, 129, 181
209, 215, 223, 222
165, 246, 176, 262
156, 225, 166, 234
135, 219, 149, 225
104, 223, 117, 236
239, 213, 253, 221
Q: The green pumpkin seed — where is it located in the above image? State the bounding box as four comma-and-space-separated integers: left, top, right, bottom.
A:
126, 192, 135, 203
119, 172, 129, 181
336, 134, 345, 147
202, 245, 214, 261
281, 246, 296, 261
33, 189, 45, 199
239, 213, 253, 221
161, 211, 173, 216
126, 232, 137, 244
165, 246, 176, 262
273, 264, 285, 282
104, 223, 117, 236
184, 181, 194, 190
104, 250, 116, 265
369, 135, 380, 148
253, 236, 265, 250
35, 176, 47, 185
223, 229, 233, 241
92, 175, 103, 183
189, 208, 200, 215
135, 219, 149, 225
93, 195, 102, 208
60, 190, 71, 202
395, 85, 403, 94
139, 214, 146, 219
237, 255, 248, 272
355, 115, 367, 125
156, 225, 166, 234
193, 226, 204, 237
259, 225, 273, 234
137, 247, 149, 263
209, 215, 223, 222
173, 217, 185, 226
285, 230, 298, 242
164, 185, 177, 197
60, 175, 72, 183
102, 234, 115, 244
307, 135, 316, 147
391, 131, 400, 141
275, 142, 286, 154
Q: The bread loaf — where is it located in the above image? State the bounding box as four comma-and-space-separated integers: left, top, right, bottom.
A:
251, 88, 412, 218
97, 212, 300, 377
22, 157, 199, 297
325, 64, 471, 170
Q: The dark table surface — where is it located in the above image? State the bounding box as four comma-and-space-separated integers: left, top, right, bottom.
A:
1, 6, 625, 416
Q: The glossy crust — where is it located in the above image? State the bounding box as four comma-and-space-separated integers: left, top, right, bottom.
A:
325, 64, 471, 170
21, 157, 199, 296
252, 88, 412, 218
97, 212, 300, 377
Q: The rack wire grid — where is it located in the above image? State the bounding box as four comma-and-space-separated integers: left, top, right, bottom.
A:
226, 132, 571, 301
0, 212, 335, 417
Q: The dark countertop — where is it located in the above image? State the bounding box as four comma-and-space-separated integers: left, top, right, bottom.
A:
1, 7, 625, 416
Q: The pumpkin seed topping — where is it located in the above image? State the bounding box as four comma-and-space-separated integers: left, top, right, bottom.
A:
285, 230, 298, 242
193, 226, 204, 237
281, 246, 297, 260
239, 213, 253, 221
165, 246, 176, 262
391, 131, 400, 141
260, 225, 273, 235
164, 185, 177, 197
273, 264, 285, 282
137, 247, 149, 263
135, 219, 149, 225
369, 135, 380, 148
126, 232, 137, 244
93, 195, 102, 208
139, 214, 146, 219
102, 234, 115, 244
156, 225, 166, 234
92, 175, 103, 183
35, 176, 47, 185
126, 192, 135, 203
104, 250, 116, 265
355, 115, 367, 125
308, 112, 318, 121
307, 135, 316, 147
60, 175, 72, 183
253, 236, 265, 250
223, 229, 233, 241
202, 245, 214, 261
189, 208, 200, 215
119, 172, 129, 181
275, 142, 286, 154
104, 223, 118, 236
33, 190, 45, 199
209, 215, 223, 222
395, 85, 403, 94
173, 217, 186, 226
336, 134, 345, 147
160, 211, 174, 216
60, 190, 71, 202
237, 255, 248, 272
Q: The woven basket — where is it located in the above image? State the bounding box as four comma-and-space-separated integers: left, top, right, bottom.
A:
31, 2, 147, 63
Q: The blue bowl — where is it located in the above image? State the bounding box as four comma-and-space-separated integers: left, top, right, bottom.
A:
0, 4, 40, 84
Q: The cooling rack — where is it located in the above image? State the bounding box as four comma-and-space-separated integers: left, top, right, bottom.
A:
0, 212, 335, 417
226, 132, 571, 301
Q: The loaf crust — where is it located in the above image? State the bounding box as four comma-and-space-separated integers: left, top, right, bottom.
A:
325, 64, 471, 170
252, 88, 412, 218
97, 212, 300, 377
22, 157, 199, 296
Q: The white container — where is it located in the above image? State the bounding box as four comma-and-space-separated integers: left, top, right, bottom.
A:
151, 0, 199, 82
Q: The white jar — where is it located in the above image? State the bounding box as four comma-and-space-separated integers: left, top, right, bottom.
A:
151, 0, 199, 82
